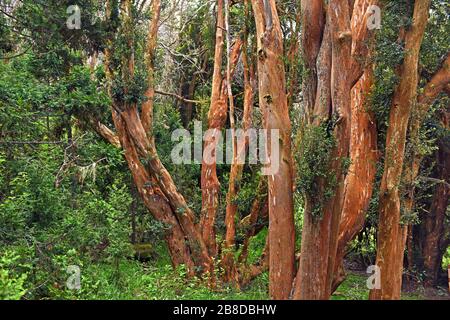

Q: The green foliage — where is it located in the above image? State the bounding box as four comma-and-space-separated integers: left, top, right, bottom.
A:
295, 124, 336, 218
0, 251, 30, 300
443, 247, 450, 270
347, 228, 378, 267
332, 274, 370, 300
0, 0, 448, 302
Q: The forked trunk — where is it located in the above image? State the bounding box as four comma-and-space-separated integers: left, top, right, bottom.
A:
332, 68, 378, 292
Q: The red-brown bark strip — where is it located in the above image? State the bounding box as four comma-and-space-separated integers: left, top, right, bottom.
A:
251, 0, 295, 300
200, 0, 226, 257
223, 9, 255, 281
294, 0, 377, 300
332, 68, 378, 292
331, 0, 380, 290
141, 0, 161, 135
370, 0, 432, 300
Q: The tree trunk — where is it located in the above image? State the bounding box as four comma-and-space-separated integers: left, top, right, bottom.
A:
104, 0, 211, 273
200, 0, 227, 257
332, 68, 378, 292
294, 0, 378, 299
251, 0, 295, 300
370, 0, 431, 300
112, 110, 195, 271
223, 14, 255, 282
141, 0, 161, 135
423, 112, 450, 287
402, 53, 450, 288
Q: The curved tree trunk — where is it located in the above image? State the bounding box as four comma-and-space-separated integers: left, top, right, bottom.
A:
104, 0, 212, 273
112, 110, 195, 272
294, 0, 377, 300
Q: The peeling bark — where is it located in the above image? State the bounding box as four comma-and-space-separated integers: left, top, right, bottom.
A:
104, 0, 211, 273
200, 0, 226, 257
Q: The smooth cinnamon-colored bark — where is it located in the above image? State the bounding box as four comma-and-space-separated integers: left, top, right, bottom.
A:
370, 0, 432, 300
251, 0, 295, 300
200, 23, 242, 256
294, 0, 377, 300
141, 0, 161, 135
332, 68, 378, 292
200, 0, 226, 257
223, 11, 255, 281
330, 0, 380, 290
104, 0, 212, 273
112, 110, 195, 272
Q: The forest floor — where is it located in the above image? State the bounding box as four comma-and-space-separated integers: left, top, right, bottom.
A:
59, 243, 449, 300
64, 260, 449, 300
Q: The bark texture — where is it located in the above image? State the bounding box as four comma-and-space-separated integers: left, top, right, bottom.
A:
251, 0, 295, 300
370, 0, 432, 300
223, 19, 255, 282
200, 0, 226, 257
332, 68, 378, 292
294, 0, 376, 300
104, 0, 212, 273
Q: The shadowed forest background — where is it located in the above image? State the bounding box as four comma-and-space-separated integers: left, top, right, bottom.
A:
0, 0, 449, 300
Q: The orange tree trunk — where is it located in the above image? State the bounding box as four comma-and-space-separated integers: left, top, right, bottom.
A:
332, 68, 378, 292
200, 0, 226, 258
200, 1, 243, 260
251, 0, 295, 300
141, 0, 161, 135
330, 0, 381, 291
294, 0, 376, 300
104, 0, 212, 273
112, 110, 195, 272
402, 53, 450, 284
294, 0, 376, 299
369, 0, 431, 300
223, 15, 255, 282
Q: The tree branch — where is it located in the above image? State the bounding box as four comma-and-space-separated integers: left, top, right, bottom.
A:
155, 90, 205, 104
